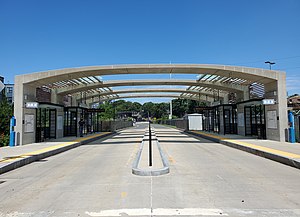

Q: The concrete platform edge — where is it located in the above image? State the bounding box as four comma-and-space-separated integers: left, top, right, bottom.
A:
0, 132, 115, 175
187, 131, 300, 170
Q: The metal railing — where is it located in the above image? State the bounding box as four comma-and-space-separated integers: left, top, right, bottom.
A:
158, 119, 188, 131
100, 120, 133, 132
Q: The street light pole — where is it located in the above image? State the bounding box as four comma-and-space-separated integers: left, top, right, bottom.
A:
169, 73, 172, 119
265, 61, 275, 70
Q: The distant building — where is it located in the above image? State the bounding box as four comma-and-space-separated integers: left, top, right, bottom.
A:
5, 83, 14, 104
0, 76, 4, 102
288, 94, 300, 109
0, 76, 14, 104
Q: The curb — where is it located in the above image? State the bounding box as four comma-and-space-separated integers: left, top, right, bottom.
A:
132, 129, 170, 176
0, 132, 115, 175
187, 131, 300, 170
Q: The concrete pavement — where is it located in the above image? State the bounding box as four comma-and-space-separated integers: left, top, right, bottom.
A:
0, 123, 300, 216
188, 130, 300, 169
0, 132, 114, 175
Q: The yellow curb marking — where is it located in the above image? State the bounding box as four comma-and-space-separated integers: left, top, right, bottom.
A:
121, 192, 127, 198
126, 142, 140, 167
191, 131, 226, 140
74, 132, 111, 142
191, 131, 300, 159
0, 133, 111, 164
225, 139, 300, 159
168, 156, 175, 163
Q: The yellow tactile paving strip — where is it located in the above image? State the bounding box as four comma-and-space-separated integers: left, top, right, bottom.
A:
0, 132, 111, 164
190, 131, 300, 159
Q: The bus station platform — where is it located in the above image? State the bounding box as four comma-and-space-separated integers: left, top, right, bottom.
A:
0, 132, 114, 175
188, 130, 300, 170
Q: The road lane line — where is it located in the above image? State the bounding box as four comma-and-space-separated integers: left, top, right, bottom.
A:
150, 175, 153, 216
85, 208, 226, 216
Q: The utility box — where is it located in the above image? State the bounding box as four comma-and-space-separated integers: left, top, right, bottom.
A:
185, 113, 203, 130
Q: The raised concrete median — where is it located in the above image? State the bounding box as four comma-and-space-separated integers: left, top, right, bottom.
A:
132, 127, 169, 176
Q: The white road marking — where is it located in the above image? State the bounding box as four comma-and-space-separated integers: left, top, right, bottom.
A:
0, 211, 54, 217
86, 209, 151, 216
2, 209, 300, 216
217, 175, 224, 180
85, 208, 226, 216
150, 175, 153, 215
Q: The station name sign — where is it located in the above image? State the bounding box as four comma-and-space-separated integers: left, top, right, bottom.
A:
25, 102, 39, 109
262, 99, 275, 105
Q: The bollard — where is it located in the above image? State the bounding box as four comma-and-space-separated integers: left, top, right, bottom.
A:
9, 116, 16, 147
288, 111, 296, 143
149, 121, 152, 166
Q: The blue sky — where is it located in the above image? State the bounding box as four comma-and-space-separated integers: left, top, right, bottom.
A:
0, 0, 300, 103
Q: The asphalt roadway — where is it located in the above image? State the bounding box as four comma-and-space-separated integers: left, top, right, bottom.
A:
0, 123, 300, 217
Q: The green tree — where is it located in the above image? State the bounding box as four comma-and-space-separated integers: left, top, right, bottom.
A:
142, 102, 155, 118
172, 99, 187, 118
0, 97, 13, 146
99, 101, 115, 120
153, 102, 169, 118
172, 99, 199, 118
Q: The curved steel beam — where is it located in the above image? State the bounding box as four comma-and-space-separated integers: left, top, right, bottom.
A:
57, 79, 245, 95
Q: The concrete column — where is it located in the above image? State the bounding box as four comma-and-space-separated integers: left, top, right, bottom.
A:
236, 87, 249, 102
14, 77, 37, 145
51, 89, 64, 105
223, 93, 229, 104
236, 103, 246, 136
14, 76, 24, 146
243, 86, 250, 101
51, 89, 58, 104
264, 72, 288, 142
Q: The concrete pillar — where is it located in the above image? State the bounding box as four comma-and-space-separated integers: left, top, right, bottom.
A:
14, 76, 24, 146
223, 93, 229, 104
243, 86, 250, 101
51, 89, 64, 105
236, 87, 249, 102
51, 89, 58, 104
14, 76, 37, 146
264, 72, 288, 142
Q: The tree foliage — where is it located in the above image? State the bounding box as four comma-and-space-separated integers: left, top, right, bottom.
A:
0, 98, 13, 146
172, 99, 198, 117
141, 102, 169, 118
98, 99, 199, 120
99, 100, 143, 120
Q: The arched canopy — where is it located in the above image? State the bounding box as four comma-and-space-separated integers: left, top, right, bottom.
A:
82, 88, 224, 102
15, 64, 284, 104
20, 64, 279, 86
14, 63, 288, 144
57, 79, 245, 95
96, 93, 213, 102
